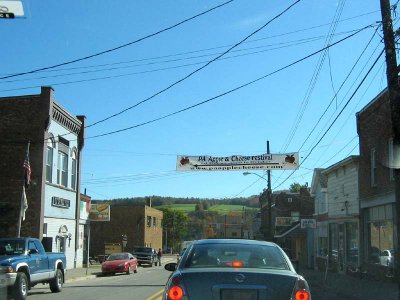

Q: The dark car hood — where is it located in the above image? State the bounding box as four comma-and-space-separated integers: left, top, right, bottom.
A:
176, 268, 298, 300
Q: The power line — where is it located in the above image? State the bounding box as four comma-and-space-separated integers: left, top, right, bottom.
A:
2, 31, 356, 85
281, 0, 346, 152
85, 0, 302, 129
273, 49, 384, 190
0, 24, 374, 146
0, 0, 235, 80
297, 25, 381, 154
0, 10, 380, 78
84, 25, 372, 140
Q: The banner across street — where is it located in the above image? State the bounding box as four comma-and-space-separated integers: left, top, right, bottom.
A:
176, 153, 299, 171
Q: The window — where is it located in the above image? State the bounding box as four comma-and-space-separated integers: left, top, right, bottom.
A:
371, 148, 377, 186
366, 204, 394, 265
46, 136, 55, 182
57, 151, 68, 187
153, 217, 156, 227
71, 150, 77, 190
147, 216, 152, 227
389, 138, 394, 181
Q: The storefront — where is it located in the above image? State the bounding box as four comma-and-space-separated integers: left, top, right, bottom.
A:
364, 204, 394, 267
329, 220, 359, 274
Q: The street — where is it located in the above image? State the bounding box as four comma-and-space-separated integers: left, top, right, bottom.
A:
26, 265, 171, 300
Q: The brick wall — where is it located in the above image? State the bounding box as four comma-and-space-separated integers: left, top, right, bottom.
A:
356, 90, 395, 199
90, 205, 163, 256
0, 87, 52, 238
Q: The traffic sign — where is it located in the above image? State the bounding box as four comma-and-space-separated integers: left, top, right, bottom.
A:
0, 1, 24, 18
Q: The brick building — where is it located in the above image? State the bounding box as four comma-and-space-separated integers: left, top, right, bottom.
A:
260, 187, 314, 267
89, 205, 163, 257
356, 89, 397, 277
0, 87, 86, 269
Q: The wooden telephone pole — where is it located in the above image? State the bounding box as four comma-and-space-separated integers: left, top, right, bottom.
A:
380, 0, 400, 293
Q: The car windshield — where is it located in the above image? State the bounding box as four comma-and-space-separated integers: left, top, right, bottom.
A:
107, 253, 129, 261
0, 240, 25, 256
185, 243, 289, 270
134, 248, 152, 253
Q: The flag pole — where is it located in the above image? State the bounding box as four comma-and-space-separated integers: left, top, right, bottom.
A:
17, 141, 30, 237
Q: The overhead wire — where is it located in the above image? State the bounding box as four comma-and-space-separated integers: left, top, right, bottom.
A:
311, 59, 385, 167
1, 31, 357, 85
0, 23, 375, 146
0, 9, 380, 78
265, 23, 380, 188
85, 0, 302, 129
273, 48, 384, 190
0, 0, 235, 80
280, 0, 346, 153
83, 25, 373, 141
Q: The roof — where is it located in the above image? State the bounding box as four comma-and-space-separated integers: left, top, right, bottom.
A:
192, 239, 276, 247
321, 155, 359, 175
310, 168, 327, 194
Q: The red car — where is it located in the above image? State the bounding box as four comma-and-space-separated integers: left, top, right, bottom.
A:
101, 252, 138, 276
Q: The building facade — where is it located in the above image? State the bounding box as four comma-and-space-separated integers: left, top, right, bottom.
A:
261, 188, 314, 267
356, 89, 397, 277
310, 168, 328, 271
0, 87, 85, 269
89, 205, 163, 258
322, 156, 360, 274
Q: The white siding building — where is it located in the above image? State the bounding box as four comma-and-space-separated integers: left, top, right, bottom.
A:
322, 156, 360, 274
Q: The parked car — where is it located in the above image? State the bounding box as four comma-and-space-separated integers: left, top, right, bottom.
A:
101, 252, 138, 276
380, 249, 395, 267
132, 247, 157, 266
0, 237, 66, 300
163, 239, 311, 300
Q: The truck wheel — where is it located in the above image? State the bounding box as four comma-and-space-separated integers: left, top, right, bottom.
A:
13, 272, 28, 300
49, 269, 63, 293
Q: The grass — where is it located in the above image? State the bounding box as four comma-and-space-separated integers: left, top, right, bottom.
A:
154, 204, 257, 215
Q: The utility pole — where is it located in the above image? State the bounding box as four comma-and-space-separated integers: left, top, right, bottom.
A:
380, 0, 400, 292
267, 141, 273, 241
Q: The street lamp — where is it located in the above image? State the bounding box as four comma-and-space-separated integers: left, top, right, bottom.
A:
243, 171, 273, 242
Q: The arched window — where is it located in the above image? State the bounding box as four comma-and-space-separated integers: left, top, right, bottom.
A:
71, 148, 77, 190
46, 134, 55, 183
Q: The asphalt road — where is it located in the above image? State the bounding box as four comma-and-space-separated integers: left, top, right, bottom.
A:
25, 264, 171, 300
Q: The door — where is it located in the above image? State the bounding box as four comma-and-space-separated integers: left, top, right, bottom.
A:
338, 223, 345, 274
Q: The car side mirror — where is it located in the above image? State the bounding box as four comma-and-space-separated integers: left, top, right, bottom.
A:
164, 262, 177, 272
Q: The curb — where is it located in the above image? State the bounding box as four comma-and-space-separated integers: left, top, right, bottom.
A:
66, 274, 98, 283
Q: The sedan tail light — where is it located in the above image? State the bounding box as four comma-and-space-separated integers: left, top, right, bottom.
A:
166, 275, 187, 300
292, 276, 311, 300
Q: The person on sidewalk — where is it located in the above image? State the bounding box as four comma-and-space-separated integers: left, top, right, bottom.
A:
157, 248, 162, 266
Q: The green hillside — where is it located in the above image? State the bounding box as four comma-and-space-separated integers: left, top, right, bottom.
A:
155, 203, 257, 215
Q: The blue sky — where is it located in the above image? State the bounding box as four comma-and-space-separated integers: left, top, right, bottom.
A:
1, 0, 388, 200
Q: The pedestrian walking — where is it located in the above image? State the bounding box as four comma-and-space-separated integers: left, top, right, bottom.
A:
157, 248, 162, 266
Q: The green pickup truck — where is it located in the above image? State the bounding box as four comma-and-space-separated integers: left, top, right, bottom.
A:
0, 237, 66, 300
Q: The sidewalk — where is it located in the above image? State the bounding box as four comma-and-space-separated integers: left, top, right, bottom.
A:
299, 267, 399, 299
65, 255, 177, 283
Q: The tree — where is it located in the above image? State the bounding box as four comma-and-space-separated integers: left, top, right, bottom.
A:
159, 208, 187, 252
289, 183, 301, 193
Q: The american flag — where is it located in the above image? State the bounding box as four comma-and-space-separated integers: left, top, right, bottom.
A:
23, 151, 31, 188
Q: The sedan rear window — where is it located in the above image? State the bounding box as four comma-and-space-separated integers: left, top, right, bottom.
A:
107, 253, 129, 260
185, 243, 289, 270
